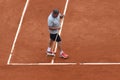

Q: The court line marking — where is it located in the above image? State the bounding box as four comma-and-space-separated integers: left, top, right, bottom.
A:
80, 63, 120, 65
54, 0, 69, 53
51, 0, 69, 64
8, 62, 77, 66
8, 62, 120, 66
7, 0, 30, 65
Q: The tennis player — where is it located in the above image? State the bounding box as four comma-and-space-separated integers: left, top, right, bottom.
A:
46, 9, 68, 59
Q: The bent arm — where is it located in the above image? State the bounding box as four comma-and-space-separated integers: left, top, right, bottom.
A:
48, 26, 60, 30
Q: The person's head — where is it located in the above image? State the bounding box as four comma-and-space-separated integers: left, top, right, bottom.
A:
52, 9, 59, 18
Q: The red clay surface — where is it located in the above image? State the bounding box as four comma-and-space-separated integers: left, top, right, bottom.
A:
1, 0, 120, 80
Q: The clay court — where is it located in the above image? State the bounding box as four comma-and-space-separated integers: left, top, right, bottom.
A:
1, 0, 120, 80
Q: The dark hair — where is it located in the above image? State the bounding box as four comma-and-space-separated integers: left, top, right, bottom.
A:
53, 9, 59, 14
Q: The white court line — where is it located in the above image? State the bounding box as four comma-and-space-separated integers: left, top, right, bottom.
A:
9, 63, 77, 66
8, 62, 120, 66
7, 0, 30, 65
51, 0, 69, 63
54, 0, 69, 53
80, 63, 120, 65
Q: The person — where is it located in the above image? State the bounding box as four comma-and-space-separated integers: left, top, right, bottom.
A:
46, 9, 69, 59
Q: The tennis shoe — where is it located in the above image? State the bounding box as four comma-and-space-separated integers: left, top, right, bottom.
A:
46, 51, 55, 56
60, 52, 69, 59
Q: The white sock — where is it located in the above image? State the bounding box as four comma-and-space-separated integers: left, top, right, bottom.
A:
60, 50, 64, 54
47, 47, 51, 52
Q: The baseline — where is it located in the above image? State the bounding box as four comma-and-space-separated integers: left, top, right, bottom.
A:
9, 62, 77, 66
80, 63, 120, 65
